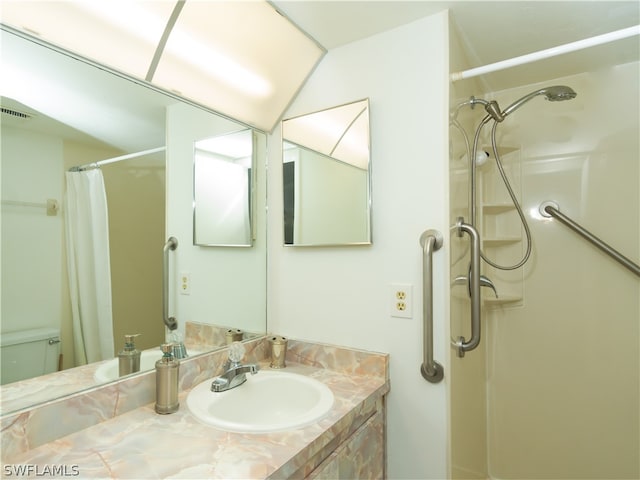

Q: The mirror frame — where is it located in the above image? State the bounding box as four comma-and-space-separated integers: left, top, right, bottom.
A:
281, 98, 372, 247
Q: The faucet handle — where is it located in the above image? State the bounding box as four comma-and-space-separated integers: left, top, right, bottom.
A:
454, 266, 499, 299
480, 275, 499, 298
228, 341, 245, 363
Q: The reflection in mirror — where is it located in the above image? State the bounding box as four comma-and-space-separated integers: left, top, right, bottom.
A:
194, 129, 254, 247
282, 99, 371, 246
0, 29, 266, 415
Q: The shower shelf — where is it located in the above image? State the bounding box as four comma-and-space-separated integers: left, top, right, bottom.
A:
483, 237, 521, 246
482, 203, 516, 214
477, 145, 524, 305
451, 290, 522, 305
483, 294, 522, 305
481, 145, 519, 158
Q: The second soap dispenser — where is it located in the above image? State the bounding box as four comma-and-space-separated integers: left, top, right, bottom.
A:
118, 334, 141, 377
155, 343, 180, 414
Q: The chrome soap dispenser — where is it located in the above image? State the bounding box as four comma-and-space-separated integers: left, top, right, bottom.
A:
155, 343, 179, 414
118, 334, 141, 377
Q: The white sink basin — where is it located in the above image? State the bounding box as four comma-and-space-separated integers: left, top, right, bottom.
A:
94, 349, 201, 382
187, 370, 334, 433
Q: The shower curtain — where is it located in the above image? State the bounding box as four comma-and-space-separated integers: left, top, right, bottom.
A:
65, 169, 114, 364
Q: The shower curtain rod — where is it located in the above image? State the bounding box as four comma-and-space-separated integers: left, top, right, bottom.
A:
450, 25, 640, 82
69, 146, 166, 172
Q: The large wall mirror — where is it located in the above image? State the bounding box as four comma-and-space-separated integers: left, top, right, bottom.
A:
193, 129, 255, 247
0, 28, 267, 414
282, 98, 371, 246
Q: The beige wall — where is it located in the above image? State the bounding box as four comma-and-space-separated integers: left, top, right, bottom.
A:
485, 63, 639, 479
101, 157, 165, 353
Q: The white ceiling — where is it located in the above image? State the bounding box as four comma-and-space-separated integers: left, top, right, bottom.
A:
273, 1, 640, 53
1, 28, 174, 152
1, 1, 638, 153
272, 1, 640, 91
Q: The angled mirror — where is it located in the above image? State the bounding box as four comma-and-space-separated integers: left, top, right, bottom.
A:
282, 99, 371, 246
193, 129, 255, 247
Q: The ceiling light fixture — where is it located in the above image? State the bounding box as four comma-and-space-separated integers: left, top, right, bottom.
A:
0, 0, 325, 132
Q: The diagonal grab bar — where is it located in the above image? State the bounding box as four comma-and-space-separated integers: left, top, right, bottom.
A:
163, 237, 179, 330
453, 218, 482, 357
419, 229, 444, 383
540, 201, 640, 277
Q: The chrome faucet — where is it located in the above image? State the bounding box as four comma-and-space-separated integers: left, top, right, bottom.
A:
168, 331, 188, 359
210, 342, 259, 393
211, 364, 259, 392
172, 342, 188, 359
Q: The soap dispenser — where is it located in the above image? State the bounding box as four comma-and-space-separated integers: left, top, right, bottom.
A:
155, 343, 179, 414
118, 334, 141, 377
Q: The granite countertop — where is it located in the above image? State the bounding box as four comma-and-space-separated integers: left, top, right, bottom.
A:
2, 361, 389, 479
0, 321, 254, 416
0, 344, 202, 415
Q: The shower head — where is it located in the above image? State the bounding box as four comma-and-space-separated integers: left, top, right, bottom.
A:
543, 85, 578, 101
501, 85, 577, 118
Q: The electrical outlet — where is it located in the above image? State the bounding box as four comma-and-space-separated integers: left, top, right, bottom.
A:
180, 272, 191, 295
390, 284, 412, 318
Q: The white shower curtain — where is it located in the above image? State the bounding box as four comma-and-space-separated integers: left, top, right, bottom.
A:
65, 169, 114, 364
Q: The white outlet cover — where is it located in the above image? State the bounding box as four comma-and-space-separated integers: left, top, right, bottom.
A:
390, 283, 412, 318
180, 272, 191, 295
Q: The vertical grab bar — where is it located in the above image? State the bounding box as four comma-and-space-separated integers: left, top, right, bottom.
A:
453, 217, 481, 357
419, 229, 444, 383
163, 237, 178, 331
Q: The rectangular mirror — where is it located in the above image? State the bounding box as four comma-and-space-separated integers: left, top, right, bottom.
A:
194, 129, 255, 247
0, 27, 267, 414
282, 98, 371, 246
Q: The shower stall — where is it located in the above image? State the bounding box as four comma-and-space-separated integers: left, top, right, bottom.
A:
448, 32, 639, 479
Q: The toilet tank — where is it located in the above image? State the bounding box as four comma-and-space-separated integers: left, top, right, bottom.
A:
0, 327, 61, 385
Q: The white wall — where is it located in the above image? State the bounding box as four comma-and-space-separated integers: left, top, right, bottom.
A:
1, 127, 64, 334
294, 147, 369, 245
166, 103, 267, 337
268, 12, 451, 479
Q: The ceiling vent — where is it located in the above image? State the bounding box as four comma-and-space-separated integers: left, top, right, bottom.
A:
1, 106, 33, 122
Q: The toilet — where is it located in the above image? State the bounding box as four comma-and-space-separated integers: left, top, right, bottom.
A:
0, 327, 61, 385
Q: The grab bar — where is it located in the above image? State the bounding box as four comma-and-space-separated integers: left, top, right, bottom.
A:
163, 237, 178, 330
419, 229, 444, 383
2, 198, 59, 216
540, 201, 640, 277
453, 217, 482, 357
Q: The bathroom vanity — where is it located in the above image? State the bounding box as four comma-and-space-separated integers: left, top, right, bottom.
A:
1, 337, 389, 479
